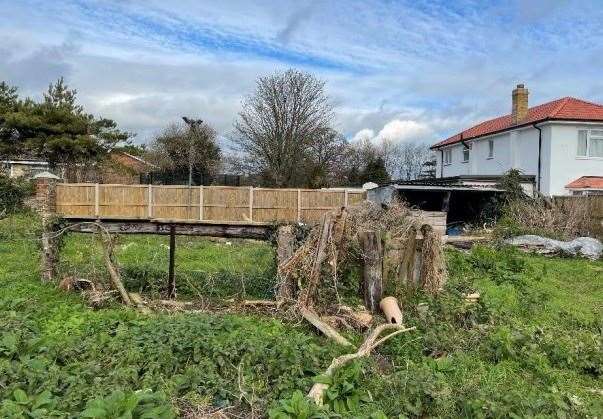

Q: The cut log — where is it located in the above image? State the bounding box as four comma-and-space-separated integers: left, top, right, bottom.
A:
398, 226, 417, 289
300, 306, 353, 347
359, 230, 383, 312
419, 224, 447, 294
276, 225, 296, 299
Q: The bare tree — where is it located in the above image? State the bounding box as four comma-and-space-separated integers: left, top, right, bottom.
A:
146, 122, 221, 184
233, 69, 335, 187
377, 140, 431, 181
304, 128, 348, 188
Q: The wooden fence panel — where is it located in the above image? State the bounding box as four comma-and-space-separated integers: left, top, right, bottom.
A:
99, 185, 147, 219
55, 183, 367, 224
56, 184, 95, 217
253, 188, 298, 222
300, 190, 345, 223
203, 186, 250, 222
153, 186, 200, 220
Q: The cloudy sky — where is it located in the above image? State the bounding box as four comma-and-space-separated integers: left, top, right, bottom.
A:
2, 0, 603, 147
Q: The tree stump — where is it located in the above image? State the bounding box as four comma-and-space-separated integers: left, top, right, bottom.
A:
359, 230, 383, 312
276, 225, 296, 299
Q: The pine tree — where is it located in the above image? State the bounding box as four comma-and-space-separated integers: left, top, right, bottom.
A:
0, 78, 131, 166
361, 156, 391, 185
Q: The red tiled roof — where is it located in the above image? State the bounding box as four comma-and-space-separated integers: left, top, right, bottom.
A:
431, 97, 603, 149
565, 176, 603, 190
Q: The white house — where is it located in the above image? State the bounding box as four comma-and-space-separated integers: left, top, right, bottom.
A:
431, 84, 603, 196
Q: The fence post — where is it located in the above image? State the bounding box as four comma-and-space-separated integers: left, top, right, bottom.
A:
297, 189, 302, 223
199, 186, 204, 221
249, 186, 254, 222
344, 189, 348, 207
147, 184, 153, 219
359, 230, 383, 312
94, 183, 100, 218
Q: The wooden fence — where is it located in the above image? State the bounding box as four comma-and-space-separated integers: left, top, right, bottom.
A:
55, 184, 366, 224
554, 195, 603, 238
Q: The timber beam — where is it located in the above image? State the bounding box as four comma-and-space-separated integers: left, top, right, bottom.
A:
65, 219, 275, 240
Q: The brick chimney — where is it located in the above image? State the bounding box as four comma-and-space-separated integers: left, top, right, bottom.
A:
512, 84, 529, 124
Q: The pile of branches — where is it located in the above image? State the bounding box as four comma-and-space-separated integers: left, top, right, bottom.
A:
278, 200, 447, 313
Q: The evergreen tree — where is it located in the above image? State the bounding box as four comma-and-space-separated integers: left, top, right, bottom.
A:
0, 78, 131, 166
360, 156, 390, 185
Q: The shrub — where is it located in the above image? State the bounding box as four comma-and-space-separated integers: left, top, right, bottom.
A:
495, 197, 590, 240
0, 174, 33, 215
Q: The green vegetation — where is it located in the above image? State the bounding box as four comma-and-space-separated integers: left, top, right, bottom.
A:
1, 213, 601, 417
59, 233, 276, 300
1, 78, 130, 166
0, 175, 33, 215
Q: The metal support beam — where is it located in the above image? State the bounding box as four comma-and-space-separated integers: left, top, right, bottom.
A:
167, 225, 176, 298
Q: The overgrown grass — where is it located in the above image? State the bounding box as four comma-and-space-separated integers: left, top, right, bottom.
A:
1, 213, 602, 418
59, 232, 277, 300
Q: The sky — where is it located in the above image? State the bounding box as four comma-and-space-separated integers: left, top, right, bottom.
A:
1, 0, 603, 147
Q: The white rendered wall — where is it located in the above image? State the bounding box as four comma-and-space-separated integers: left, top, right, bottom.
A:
546, 123, 603, 196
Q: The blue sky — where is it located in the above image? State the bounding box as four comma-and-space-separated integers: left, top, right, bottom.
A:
1, 0, 603, 146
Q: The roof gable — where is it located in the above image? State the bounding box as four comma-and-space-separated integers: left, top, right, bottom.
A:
432, 97, 603, 149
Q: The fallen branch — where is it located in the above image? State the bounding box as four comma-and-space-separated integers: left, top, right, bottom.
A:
307, 323, 415, 405
98, 227, 133, 306
298, 213, 333, 307
300, 306, 354, 348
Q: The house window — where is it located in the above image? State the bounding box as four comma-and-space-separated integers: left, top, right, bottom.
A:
577, 129, 603, 158
462, 145, 470, 163
590, 130, 603, 157
443, 149, 452, 165
488, 140, 494, 159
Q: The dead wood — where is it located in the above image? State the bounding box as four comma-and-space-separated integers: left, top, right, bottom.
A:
98, 227, 133, 306
398, 226, 417, 289
276, 225, 296, 300
359, 230, 383, 312
307, 323, 416, 405
299, 306, 354, 347
334, 305, 373, 329
58, 276, 96, 292
419, 224, 447, 294
298, 213, 333, 307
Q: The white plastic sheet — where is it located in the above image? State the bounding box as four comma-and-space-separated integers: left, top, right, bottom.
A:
505, 235, 602, 260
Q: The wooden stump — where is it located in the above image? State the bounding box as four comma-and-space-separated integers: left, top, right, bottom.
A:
397, 226, 417, 289
276, 225, 296, 299
359, 230, 383, 312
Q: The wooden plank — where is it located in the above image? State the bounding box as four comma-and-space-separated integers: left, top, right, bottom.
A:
66, 220, 274, 240
199, 186, 204, 221
94, 183, 100, 218
297, 189, 301, 222
148, 184, 153, 218
249, 186, 254, 221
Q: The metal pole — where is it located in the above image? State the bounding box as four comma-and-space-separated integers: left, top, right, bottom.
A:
167, 225, 176, 298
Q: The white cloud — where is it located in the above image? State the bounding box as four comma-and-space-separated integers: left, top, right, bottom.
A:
375, 119, 431, 143
351, 119, 433, 145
